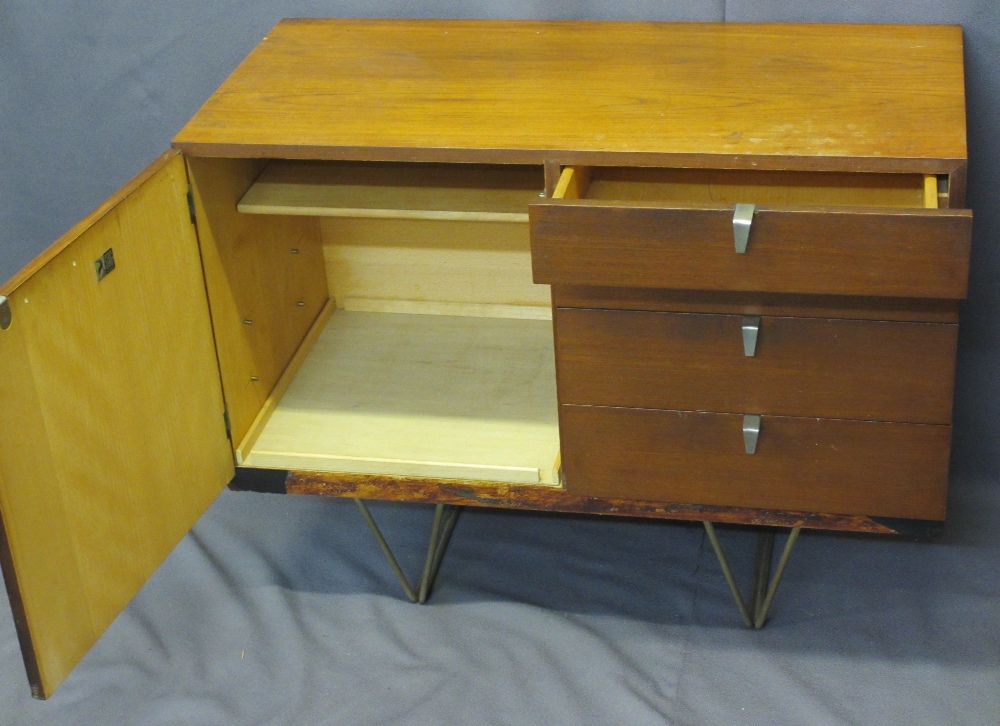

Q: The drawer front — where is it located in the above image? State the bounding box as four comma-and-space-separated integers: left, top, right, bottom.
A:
560, 405, 951, 520
530, 201, 972, 298
555, 309, 958, 424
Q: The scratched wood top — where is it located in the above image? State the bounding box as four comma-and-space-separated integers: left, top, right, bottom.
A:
173, 19, 967, 172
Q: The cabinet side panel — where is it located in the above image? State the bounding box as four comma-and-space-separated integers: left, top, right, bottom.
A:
187, 158, 330, 445
0, 153, 234, 697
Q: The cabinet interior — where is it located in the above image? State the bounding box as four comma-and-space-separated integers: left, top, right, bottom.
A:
556, 166, 944, 208
187, 158, 946, 487
188, 158, 560, 486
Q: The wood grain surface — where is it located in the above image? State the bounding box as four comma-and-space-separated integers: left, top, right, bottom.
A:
240, 311, 561, 484
559, 405, 951, 520
173, 20, 966, 173
0, 153, 233, 697
554, 309, 958, 423
531, 202, 972, 298
187, 157, 330, 447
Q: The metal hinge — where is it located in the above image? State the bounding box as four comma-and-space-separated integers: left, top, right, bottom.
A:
187, 184, 197, 225
0, 295, 11, 331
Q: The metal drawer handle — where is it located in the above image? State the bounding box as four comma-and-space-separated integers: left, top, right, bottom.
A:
742, 315, 761, 356
733, 203, 756, 254
743, 414, 762, 454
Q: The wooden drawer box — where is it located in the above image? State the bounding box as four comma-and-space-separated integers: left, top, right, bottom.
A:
559, 404, 952, 519
531, 167, 972, 297
541, 162, 968, 526
553, 308, 958, 423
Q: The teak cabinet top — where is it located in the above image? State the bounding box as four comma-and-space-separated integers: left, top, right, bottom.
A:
173, 19, 968, 172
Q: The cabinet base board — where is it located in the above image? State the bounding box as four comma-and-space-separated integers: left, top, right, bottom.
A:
231, 469, 944, 535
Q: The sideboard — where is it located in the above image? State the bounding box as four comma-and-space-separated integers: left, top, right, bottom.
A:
0, 19, 970, 697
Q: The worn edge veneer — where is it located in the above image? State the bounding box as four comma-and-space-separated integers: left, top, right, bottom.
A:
227, 469, 936, 535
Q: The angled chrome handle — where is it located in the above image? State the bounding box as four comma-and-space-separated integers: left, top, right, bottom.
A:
0, 296, 10, 331
743, 414, 762, 455
733, 203, 756, 253
742, 315, 761, 356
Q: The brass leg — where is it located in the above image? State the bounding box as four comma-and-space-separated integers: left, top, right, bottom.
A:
354, 499, 462, 604
702, 522, 801, 629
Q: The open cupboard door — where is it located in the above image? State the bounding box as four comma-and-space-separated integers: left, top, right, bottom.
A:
0, 151, 234, 698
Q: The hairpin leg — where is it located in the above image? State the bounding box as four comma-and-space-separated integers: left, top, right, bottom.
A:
702, 522, 801, 628
354, 499, 462, 604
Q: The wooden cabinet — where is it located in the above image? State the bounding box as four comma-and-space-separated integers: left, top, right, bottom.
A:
0, 19, 971, 697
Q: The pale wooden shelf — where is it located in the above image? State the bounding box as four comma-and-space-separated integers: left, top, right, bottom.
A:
240, 310, 561, 485
238, 161, 545, 221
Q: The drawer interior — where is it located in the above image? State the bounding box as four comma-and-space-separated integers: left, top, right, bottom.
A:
189, 158, 560, 485
556, 166, 944, 209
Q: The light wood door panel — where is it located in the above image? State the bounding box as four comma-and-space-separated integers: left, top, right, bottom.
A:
0, 151, 234, 698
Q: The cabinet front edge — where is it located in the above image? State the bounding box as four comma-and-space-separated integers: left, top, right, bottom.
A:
168, 142, 966, 177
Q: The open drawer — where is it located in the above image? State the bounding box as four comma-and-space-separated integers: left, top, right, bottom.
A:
530, 167, 973, 298
191, 158, 562, 487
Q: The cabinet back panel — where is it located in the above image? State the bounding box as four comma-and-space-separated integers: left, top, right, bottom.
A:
320, 217, 551, 319
188, 158, 330, 446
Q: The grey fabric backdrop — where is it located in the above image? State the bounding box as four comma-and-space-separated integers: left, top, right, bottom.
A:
1, 3, 998, 724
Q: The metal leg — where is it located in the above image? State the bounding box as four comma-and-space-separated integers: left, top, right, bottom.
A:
418, 504, 461, 603
702, 522, 801, 629
752, 526, 800, 629
354, 499, 462, 604
749, 530, 774, 619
